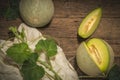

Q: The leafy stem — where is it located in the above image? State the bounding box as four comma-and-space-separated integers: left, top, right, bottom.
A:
6, 26, 62, 80
9, 27, 26, 43
47, 56, 52, 68
38, 59, 62, 80
46, 71, 54, 80
35, 39, 62, 79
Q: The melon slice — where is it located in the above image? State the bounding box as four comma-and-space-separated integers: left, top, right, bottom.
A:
78, 8, 102, 38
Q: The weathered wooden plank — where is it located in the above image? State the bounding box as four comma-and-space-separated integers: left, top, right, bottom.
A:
0, 0, 8, 7
53, 0, 120, 18
0, 18, 120, 55
0, 19, 21, 39
1, 18, 120, 39
38, 18, 120, 40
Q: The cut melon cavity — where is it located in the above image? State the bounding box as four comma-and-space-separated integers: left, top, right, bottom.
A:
78, 8, 102, 38
86, 38, 110, 73
76, 38, 114, 76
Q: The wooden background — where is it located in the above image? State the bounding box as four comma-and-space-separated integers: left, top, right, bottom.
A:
0, 0, 120, 80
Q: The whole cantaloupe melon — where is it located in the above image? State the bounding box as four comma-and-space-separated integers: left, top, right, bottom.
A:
19, 0, 54, 27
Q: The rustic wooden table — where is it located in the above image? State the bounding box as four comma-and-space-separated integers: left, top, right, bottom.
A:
0, 0, 120, 80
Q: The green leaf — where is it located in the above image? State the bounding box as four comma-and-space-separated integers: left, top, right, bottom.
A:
0, 0, 20, 20
28, 53, 39, 64
107, 64, 120, 80
21, 53, 45, 80
6, 42, 31, 64
21, 64, 45, 80
35, 39, 57, 57
4, 7, 19, 20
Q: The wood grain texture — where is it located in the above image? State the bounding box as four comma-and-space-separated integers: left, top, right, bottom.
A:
0, 0, 120, 80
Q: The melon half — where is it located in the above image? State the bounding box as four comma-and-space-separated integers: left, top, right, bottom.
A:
76, 38, 114, 76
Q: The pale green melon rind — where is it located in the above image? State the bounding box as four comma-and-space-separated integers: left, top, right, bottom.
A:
76, 42, 103, 76
86, 38, 110, 73
102, 40, 114, 74
19, 0, 54, 27
78, 8, 102, 38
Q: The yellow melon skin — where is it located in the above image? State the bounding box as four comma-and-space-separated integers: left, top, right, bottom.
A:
20, 0, 54, 27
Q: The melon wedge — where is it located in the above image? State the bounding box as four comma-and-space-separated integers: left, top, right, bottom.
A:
78, 8, 102, 38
